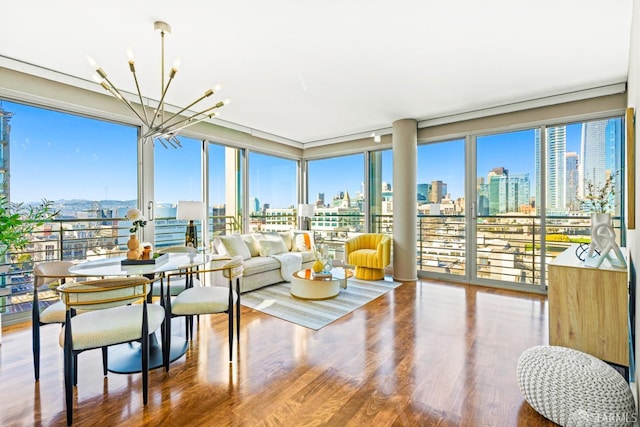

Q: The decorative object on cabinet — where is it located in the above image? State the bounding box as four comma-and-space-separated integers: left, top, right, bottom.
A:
585, 212, 626, 268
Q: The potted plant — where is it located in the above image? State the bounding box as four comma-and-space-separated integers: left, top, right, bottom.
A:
0, 193, 58, 261
0, 190, 57, 340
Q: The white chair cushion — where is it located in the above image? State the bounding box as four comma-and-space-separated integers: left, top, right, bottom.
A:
59, 304, 165, 351
152, 276, 201, 296
517, 345, 636, 426
39, 301, 67, 324
171, 286, 237, 316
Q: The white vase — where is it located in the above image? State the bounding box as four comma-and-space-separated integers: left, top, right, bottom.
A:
587, 212, 612, 259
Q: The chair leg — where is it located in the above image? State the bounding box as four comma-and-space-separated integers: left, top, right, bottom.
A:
141, 302, 149, 405
63, 312, 74, 426
73, 354, 78, 386
102, 347, 108, 376
32, 290, 40, 381
228, 281, 234, 362
228, 308, 233, 362
164, 294, 171, 372
236, 277, 241, 341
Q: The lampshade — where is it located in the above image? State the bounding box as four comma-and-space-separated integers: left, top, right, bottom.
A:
176, 201, 205, 221
298, 204, 316, 218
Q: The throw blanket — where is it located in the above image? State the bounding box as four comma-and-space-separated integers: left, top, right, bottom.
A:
271, 252, 303, 282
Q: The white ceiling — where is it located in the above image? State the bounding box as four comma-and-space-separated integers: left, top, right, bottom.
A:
0, 0, 634, 145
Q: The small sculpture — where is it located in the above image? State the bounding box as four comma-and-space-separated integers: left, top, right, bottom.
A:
584, 219, 626, 268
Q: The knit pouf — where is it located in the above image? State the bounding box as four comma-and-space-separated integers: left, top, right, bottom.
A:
517, 345, 636, 426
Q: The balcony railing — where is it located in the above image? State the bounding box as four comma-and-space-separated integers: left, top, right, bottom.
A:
0, 214, 240, 323
1, 211, 623, 322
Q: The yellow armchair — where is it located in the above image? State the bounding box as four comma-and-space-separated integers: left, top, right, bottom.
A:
344, 233, 391, 280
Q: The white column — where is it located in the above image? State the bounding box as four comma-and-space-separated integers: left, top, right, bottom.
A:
392, 119, 418, 281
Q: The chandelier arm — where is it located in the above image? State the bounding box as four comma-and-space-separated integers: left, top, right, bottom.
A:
148, 90, 215, 132
148, 77, 176, 131
130, 68, 150, 125
162, 137, 178, 148
158, 102, 225, 130
99, 78, 149, 125
170, 136, 183, 147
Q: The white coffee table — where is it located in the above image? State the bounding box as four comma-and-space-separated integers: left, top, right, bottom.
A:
290, 268, 353, 300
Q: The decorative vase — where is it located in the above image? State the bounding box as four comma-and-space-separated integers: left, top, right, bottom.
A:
312, 259, 324, 273
587, 212, 612, 259
321, 256, 333, 273
126, 234, 141, 260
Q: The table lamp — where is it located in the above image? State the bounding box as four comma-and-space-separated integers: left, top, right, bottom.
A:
298, 203, 316, 231
177, 201, 205, 247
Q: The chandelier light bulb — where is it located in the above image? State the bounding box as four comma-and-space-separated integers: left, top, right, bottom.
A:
85, 54, 98, 69
127, 48, 135, 62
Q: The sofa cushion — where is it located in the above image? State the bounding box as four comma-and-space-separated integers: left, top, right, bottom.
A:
293, 231, 314, 252
258, 237, 288, 256
242, 233, 261, 257
279, 231, 294, 251
243, 256, 280, 276
217, 234, 251, 260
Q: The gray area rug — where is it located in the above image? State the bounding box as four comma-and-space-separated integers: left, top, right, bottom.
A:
240, 277, 402, 330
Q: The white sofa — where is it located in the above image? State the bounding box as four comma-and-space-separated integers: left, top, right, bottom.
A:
210, 231, 316, 293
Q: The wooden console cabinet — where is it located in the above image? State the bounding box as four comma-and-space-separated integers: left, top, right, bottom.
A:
548, 245, 629, 367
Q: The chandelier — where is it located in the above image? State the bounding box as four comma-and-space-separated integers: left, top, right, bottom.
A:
87, 21, 230, 148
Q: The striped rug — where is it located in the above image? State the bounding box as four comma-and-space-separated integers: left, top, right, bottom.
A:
240, 278, 402, 330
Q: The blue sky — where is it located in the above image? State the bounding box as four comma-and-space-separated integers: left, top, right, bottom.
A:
4, 100, 584, 207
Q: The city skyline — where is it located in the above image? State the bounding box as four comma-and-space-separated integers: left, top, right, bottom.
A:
2, 100, 611, 213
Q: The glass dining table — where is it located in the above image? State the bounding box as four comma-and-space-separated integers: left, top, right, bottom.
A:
68, 252, 209, 373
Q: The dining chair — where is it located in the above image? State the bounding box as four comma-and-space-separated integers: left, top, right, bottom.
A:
153, 246, 202, 300
57, 276, 165, 426
163, 255, 243, 368
32, 260, 78, 381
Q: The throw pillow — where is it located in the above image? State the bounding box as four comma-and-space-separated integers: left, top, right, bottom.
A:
293, 231, 314, 252
278, 231, 294, 251
217, 234, 252, 260
241, 234, 261, 257
258, 235, 289, 256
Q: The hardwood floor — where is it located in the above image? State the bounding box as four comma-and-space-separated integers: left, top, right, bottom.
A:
0, 278, 554, 426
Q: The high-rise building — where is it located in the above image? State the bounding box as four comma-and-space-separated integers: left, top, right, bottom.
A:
417, 183, 430, 203
579, 120, 608, 198
578, 119, 621, 213
565, 152, 579, 211
430, 181, 446, 204
0, 104, 13, 200
508, 173, 531, 212
249, 197, 260, 214
534, 126, 567, 215
488, 167, 509, 214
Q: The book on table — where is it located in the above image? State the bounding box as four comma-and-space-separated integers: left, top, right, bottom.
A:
312, 271, 332, 279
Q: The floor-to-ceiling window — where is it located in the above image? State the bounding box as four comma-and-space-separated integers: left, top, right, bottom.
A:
369, 149, 393, 235
208, 142, 244, 242
248, 152, 297, 232
416, 139, 466, 277
154, 136, 203, 248
476, 129, 538, 285
307, 154, 365, 252
0, 99, 138, 319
